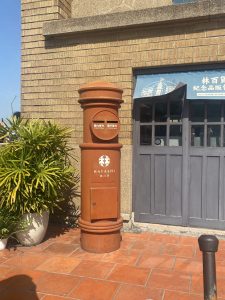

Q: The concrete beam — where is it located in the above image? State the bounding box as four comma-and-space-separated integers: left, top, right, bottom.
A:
43, 0, 225, 38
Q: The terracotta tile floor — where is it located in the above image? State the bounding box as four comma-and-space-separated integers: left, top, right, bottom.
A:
1, 226, 225, 300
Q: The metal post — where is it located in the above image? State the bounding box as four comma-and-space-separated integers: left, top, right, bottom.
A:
198, 235, 219, 300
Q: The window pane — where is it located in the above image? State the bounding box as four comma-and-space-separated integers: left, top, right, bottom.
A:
155, 102, 167, 122
155, 126, 166, 146
190, 102, 204, 122
191, 125, 204, 146
140, 103, 152, 122
207, 102, 221, 122
169, 125, 182, 146
140, 125, 152, 145
170, 101, 182, 123
207, 125, 220, 147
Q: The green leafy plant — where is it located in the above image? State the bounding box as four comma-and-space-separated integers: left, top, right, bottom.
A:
0, 208, 26, 239
0, 117, 77, 215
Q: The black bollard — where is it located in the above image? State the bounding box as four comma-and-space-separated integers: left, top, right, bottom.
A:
198, 235, 219, 300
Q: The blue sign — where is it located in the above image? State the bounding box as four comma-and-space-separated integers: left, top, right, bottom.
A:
173, 0, 196, 4
134, 70, 225, 100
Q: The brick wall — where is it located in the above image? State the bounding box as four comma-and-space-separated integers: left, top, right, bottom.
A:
21, 1, 225, 216
57, 0, 72, 19
21, 0, 78, 136
22, 11, 225, 145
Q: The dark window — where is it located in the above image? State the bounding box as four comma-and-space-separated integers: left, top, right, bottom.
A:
139, 100, 183, 147
190, 102, 204, 122
191, 125, 204, 147
207, 125, 220, 147
189, 101, 225, 147
207, 102, 221, 122
170, 101, 182, 123
155, 102, 167, 122
169, 125, 182, 146
140, 103, 152, 122
140, 125, 152, 145
155, 126, 167, 146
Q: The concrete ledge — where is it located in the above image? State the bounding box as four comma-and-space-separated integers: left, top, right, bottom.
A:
122, 212, 225, 238
138, 222, 225, 238
43, 0, 225, 38
124, 221, 225, 239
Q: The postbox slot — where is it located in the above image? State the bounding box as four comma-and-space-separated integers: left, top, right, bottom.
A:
93, 120, 105, 129
107, 120, 118, 129
90, 187, 118, 221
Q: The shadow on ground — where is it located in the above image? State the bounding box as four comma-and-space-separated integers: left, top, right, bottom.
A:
0, 275, 39, 300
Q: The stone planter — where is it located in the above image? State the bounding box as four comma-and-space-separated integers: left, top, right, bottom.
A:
16, 211, 49, 246
0, 238, 8, 250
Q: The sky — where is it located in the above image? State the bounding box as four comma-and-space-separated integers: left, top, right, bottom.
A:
0, 1, 20, 120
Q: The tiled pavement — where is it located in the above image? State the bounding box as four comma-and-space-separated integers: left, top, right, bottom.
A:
1, 226, 225, 300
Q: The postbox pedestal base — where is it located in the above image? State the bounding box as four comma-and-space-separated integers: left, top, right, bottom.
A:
79, 218, 123, 253
81, 230, 121, 253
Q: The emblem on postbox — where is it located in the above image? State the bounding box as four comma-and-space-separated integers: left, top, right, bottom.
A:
99, 155, 110, 167
91, 110, 120, 141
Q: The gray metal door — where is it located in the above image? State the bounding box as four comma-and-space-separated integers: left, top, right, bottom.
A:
188, 101, 225, 229
133, 98, 225, 229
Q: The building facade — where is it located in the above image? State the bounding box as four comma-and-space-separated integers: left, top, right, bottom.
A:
21, 0, 225, 229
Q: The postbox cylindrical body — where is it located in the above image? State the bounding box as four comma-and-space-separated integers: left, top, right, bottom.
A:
78, 81, 123, 253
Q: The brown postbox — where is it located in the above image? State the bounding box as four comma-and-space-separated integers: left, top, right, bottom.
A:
78, 81, 123, 253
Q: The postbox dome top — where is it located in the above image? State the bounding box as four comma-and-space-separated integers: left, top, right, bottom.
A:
78, 81, 123, 94
78, 81, 123, 104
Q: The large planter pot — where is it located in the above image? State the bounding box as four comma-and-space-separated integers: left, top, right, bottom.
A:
0, 238, 8, 250
16, 211, 49, 246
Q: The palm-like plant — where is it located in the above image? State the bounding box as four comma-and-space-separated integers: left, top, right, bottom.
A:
0, 117, 76, 215
0, 207, 26, 239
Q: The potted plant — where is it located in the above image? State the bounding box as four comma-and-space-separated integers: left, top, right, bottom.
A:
0, 117, 77, 246
0, 208, 26, 250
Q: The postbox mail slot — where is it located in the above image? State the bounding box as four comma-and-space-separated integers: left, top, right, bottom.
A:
90, 187, 118, 220
93, 120, 104, 127
107, 121, 118, 129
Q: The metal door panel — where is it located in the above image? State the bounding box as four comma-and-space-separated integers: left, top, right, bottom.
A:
135, 155, 151, 214
168, 155, 182, 217
206, 157, 219, 220
154, 155, 166, 215
134, 151, 183, 224
189, 218, 225, 230
189, 156, 203, 219
189, 150, 225, 228
137, 213, 183, 225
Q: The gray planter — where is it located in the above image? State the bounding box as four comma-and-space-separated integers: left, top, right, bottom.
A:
16, 211, 49, 246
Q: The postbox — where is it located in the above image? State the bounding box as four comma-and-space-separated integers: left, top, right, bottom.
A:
78, 81, 123, 253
